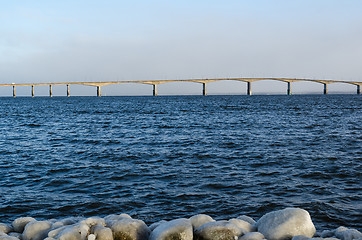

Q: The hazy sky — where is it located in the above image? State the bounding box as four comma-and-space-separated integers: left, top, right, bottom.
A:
1, 0, 361, 96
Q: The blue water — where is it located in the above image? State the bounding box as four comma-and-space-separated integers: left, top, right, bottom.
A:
0, 95, 361, 230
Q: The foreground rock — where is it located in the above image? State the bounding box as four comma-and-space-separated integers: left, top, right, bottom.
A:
91, 225, 113, 240
108, 217, 149, 240
0, 224, 12, 234
22, 221, 52, 240
1, 208, 361, 240
238, 232, 265, 240
335, 226, 362, 240
12, 217, 36, 233
256, 208, 316, 240
189, 214, 215, 230
194, 220, 244, 240
149, 218, 193, 240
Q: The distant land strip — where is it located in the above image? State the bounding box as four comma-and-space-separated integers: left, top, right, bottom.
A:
1, 78, 361, 96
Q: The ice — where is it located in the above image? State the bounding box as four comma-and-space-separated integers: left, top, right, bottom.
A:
238, 232, 265, 240
61, 217, 84, 226
12, 217, 36, 233
81, 217, 106, 228
52, 223, 90, 240
194, 220, 244, 240
0, 223, 12, 234
149, 221, 168, 232
104, 214, 132, 227
7, 233, 21, 239
229, 218, 254, 233
256, 208, 316, 240
91, 225, 113, 240
335, 226, 362, 240
236, 216, 256, 225
108, 217, 149, 240
189, 214, 215, 230
0, 235, 19, 240
291, 235, 310, 240
149, 218, 193, 240
321, 230, 335, 238
48, 226, 68, 238
1, 210, 361, 240
87, 234, 96, 240
22, 220, 52, 240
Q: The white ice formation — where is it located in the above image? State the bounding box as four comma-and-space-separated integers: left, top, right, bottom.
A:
256, 208, 316, 240
149, 218, 193, 240
0, 208, 360, 240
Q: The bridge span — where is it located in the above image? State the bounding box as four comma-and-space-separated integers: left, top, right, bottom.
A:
1, 78, 361, 97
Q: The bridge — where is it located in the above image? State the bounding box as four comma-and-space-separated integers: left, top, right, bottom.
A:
1, 78, 361, 97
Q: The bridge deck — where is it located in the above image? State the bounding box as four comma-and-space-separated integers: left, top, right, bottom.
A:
0, 78, 361, 87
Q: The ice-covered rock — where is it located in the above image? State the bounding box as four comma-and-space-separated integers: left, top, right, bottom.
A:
189, 214, 215, 230
320, 230, 335, 238
53, 223, 90, 240
51, 221, 65, 229
104, 214, 132, 227
87, 234, 96, 240
108, 217, 149, 240
7, 233, 21, 239
81, 217, 106, 228
12, 217, 36, 233
256, 208, 316, 240
149, 218, 193, 240
194, 220, 244, 240
0, 235, 19, 240
0, 223, 12, 234
335, 226, 362, 240
149, 221, 168, 232
311, 238, 339, 240
91, 225, 113, 240
236, 216, 256, 225
61, 217, 84, 226
48, 226, 67, 238
291, 235, 310, 240
229, 218, 254, 233
22, 220, 52, 240
238, 232, 265, 240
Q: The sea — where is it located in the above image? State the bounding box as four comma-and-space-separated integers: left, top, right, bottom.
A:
0, 95, 361, 231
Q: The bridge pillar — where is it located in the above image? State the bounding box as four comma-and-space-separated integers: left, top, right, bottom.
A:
49, 85, 53, 97
247, 82, 251, 95
324, 83, 328, 95
153, 84, 157, 96
97, 86, 101, 97
357, 85, 361, 95
13, 86, 16, 97
287, 82, 291, 95
203, 83, 207, 96
67, 84, 70, 97
31, 85, 34, 97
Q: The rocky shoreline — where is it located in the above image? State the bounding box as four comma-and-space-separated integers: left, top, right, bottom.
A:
0, 208, 361, 240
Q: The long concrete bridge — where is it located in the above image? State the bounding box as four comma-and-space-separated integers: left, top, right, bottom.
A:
1, 78, 361, 97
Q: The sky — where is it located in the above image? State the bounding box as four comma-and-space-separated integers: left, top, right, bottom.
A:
0, 0, 361, 96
